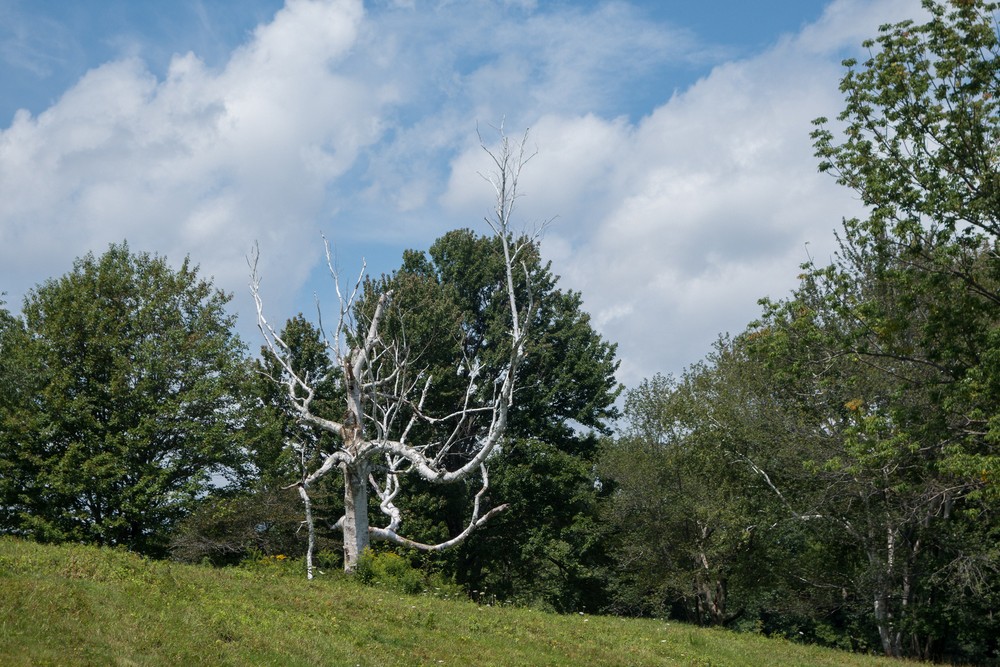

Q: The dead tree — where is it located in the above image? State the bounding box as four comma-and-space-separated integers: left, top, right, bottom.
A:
251, 127, 537, 575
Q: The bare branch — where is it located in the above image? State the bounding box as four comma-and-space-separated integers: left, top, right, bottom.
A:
370, 465, 508, 551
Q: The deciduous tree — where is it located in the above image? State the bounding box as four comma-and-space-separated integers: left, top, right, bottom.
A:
809, 0, 1000, 656
0, 244, 251, 556
375, 228, 620, 611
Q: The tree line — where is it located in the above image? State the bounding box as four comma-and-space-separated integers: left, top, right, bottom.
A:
599, 1, 1000, 660
2, 1, 1000, 662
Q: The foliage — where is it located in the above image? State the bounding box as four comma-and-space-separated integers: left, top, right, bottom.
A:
597, 1, 1000, 659
601, 2, 1000, 660
356, 548, 427, 594
810, 0, 1000, 494
167, 314, 347, 571
14, 3, 1000, 660
356, 229, 621, 610
461, 437, 611, 612
354, 548, 465, 599
0, 299, 26, 418
0, 243, 253, 556
600, 361, 833, 632
0, 537, 927, 667
361, 228, 620, 453
168, 488, 310, 566
805, 0, 1000, 658
249, 314, 342, 488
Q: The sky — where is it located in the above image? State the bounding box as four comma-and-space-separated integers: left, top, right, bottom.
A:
0, 0, 926, 389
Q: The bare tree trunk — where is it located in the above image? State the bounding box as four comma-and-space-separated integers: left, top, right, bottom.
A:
871, 526, 901, 658
874, 588, 895, 657
696, 535, 726, 626
342, 460, 371, 572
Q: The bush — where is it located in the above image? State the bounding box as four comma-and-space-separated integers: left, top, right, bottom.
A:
169, 489, 316, 566
355, 549, 466, 600
356, 549, 425, 594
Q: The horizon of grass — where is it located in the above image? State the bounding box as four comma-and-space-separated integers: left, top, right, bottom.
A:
0, 537, 934, 666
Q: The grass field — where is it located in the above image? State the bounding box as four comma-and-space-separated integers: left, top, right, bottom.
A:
0, 537, 931, 666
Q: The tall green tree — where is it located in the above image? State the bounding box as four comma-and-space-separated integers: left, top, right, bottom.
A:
748, 275, 971, 659
808, 0, 1000, 657
0, 299, 25, 422
0, 243, 252, 556
598, 1, 1000, 660
363, 228, 621, 611
410, 229, 620, 452
0, 299, 31, 533
599, 351, 847, 634
812, 0, 1000, 455
251, 314, 342, 489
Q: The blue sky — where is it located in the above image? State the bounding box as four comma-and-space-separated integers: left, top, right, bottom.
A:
0, 0, 924, 387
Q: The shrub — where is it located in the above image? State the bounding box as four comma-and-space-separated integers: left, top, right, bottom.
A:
356, 549, 425, 594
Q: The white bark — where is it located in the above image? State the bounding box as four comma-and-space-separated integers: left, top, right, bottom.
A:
251, 126, 539, 573
341, 459, 371, 571
369, 464, 509, 551
297, 485, 316, 580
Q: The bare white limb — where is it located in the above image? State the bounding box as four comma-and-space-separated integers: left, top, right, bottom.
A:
370, 465, 510, 552
297, 485, 316, 580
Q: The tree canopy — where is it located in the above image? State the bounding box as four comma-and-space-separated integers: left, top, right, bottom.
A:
598, 1, 1000, 661
0, 243, 254, 556
372, 228, 621, 610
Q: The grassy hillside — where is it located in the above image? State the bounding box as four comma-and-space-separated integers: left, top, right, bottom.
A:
0, 538, 929, 666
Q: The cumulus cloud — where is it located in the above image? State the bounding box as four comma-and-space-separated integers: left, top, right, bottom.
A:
331, 0, 705, 241
438, 0, 922, 385
0, 0, 926, 386
0, 0, 380, 324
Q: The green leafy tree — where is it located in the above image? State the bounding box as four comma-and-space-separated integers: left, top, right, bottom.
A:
598, 2, 1000, 659
409, 229, 620, 452
251, 314, 342, 489
605, 267, 997, 658
811, 0, 1000, 460
0, 299, 22, 406
808, 0, 1000, 657
0, 243, 252, 556
367, 229, 620, 611
0, 299, 31, 532
0, 298, 26, 423
599, 353, 840, 633
749, 279, 959, 658
466, 260, 619, 610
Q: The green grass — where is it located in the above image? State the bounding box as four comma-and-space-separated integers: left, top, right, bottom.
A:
0, 537, 930, 666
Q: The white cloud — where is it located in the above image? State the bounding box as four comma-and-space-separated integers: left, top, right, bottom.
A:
794, 0, 924, 54
334, 0, 703, 242
0, 0, 378, 326
0, 0, 928, 389
436, 0, 922, 386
